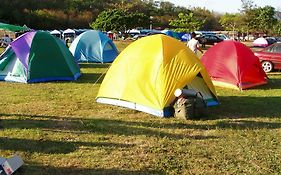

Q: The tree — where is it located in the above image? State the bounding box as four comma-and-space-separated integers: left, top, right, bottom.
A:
0, 0, 225, 30
238, 0, 257, 36
240, 6, 277, 35
169, 12, 205, 32
275, 11, 281, 21
90, 9, 148, 32
256, 6, 277, 34
240, 0, 256, 13
192, 7, 222, 31
273, 21, 281, 36
219, 13, 241, 34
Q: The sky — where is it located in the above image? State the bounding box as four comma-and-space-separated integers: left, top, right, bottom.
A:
165, 0, 281, 13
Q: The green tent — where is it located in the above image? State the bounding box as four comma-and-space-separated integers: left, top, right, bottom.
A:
0, 31, 81, 83
0, 22, 30, 32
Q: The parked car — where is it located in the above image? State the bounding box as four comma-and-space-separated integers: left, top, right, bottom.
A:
217, 34, 231, 40
254, 42, 281, 73
276, 37, 281, 43
197, 34, 223, 46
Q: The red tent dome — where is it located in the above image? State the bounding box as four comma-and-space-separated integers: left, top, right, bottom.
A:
201, 41, 267, 90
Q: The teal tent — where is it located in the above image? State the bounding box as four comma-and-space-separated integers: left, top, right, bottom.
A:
69, 30, 118, 63
0, 31, 81, 83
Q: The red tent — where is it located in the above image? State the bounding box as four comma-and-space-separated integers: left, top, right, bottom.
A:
201, 41, 267, 90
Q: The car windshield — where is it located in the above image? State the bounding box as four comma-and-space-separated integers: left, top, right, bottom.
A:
217, 35, 227, 39
264, 44, 281, 53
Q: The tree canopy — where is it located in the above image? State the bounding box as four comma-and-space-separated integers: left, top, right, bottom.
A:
169, 12, 205, 32
219, 3, 278, 36
0, 0, 280, 36
90, 9, 148, 32
219, 13, 241, 32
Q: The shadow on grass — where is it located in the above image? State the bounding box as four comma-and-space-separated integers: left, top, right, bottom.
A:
1, 110, 281, 140
209, 96, 281, 119
0, 114, 218, 140
250, 77, 281, 90
76, 73, 105, 84
23, 163, 165, 175
79, 63, 111, 69
215, 120, 281, 130
0, 137, 133, 154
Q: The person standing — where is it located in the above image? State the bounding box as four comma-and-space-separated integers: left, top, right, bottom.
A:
1, 35, 12, 47
187, 32, 203, 55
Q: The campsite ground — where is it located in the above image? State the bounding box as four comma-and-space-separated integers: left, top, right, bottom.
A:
0, 41, 281, 174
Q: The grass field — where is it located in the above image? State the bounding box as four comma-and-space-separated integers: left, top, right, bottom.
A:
0, 41, 281, 175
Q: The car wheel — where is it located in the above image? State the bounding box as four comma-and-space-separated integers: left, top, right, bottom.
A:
261, 61, 273, 73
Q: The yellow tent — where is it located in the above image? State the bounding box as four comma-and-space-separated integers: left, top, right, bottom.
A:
96, 34, 218, 117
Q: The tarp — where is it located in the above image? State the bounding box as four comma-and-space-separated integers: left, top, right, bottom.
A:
127, 29, 141, 34
63, 29, 75, 35
69, 30, 118, 63
0, 22, 29, 32
0, 31, 80, 83
50, 30, 61, 35
96, 34, 218, 117
62, 29, 76, 42
201, 40, 267, 90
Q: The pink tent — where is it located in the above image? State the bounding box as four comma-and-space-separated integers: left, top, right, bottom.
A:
253, 37, 268, 47
201, 41, 268, 90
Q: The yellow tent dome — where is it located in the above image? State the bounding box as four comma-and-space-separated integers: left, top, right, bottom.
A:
97, 34, 218, 117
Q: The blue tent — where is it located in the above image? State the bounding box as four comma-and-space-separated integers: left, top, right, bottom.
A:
69, 30, 119, 63
161, 30, 180, 40
178, 33, 191, 42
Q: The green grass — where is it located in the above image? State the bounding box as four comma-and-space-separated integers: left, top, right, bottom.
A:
0, 41, 281, 175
